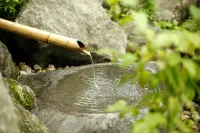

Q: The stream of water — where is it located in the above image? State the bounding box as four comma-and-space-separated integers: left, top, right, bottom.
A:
89, 53, 99, 88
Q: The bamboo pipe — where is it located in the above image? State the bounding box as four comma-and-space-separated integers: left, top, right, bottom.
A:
0, 18, 90, 55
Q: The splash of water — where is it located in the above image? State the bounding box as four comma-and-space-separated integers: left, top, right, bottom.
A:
89, 53, 99, 88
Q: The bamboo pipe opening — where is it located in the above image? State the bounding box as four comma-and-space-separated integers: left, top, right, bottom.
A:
77, 41, 90, 55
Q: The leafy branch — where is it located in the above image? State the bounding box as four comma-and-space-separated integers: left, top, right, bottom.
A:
103, 0, 200, 133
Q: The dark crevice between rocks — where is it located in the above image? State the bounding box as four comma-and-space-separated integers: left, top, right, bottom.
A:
0, 30, 39, 66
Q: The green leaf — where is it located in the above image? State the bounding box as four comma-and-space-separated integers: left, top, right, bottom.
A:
119, 73, 135, 84
176, 119, 191, 133
121, 53, 137, 69
120, 0, 137, 7
110, 4, 121, 17
132, 120, 151, 133
165, 67, 178, 91
154, 21, 178, 30
119, 106, 133, 118
105, 100, 127, 112
148, 75, 159, 89
166, 52, 181, 67
144, 113, 166, 127
136, 62, 150, 87
189, 5, 200, 21
187, 32, 200, 49
168, 97, 181, 117
140, 46, 153, 60
138, 92, 157, 106
131, 12, 148, 32
132, 120, 150, 133
132, 113, 166, 133
132, 107, 139, 117
157, 61, 166, 70
105, 100, 133, 118
107, 0, 119, 6
152, 32, 179, 48
117, 15, 133, 26
182, 59, 197, 77
97, 48, 122, 61
185, 88, 195, 101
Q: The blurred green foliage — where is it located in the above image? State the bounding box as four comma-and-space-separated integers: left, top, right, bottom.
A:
103, 0, 200, 133
103, 0, 156, 26
181, 5, 200, 32
0, 0, 25, 20
153, 5, 200, 32
182, 19, 200, 32
138, 0, 156, 21
154, 20, 179, 30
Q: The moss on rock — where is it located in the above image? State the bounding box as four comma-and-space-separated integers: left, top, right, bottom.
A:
4, 78, 36, 110
15, 103, 49, 133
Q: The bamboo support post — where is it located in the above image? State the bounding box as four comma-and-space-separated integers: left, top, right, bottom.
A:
0, 18, 90, 55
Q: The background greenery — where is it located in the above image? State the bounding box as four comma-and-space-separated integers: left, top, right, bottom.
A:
102, 0, 156, 26
103, 0, 200, 133
0, 0, 25, 20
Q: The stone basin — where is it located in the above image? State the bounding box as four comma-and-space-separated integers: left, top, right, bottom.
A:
18, 62, 157, 133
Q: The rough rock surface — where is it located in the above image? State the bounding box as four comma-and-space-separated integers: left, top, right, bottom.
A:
124, 22, 146, 48
33, 107, 133, 133
0, 74, 20, 133
15, 103, 49, 133
156, 0, 194, 22
15, 0, 127, 66
0, 74, 49, 133
18, 63, 157, 133
4, 78, 37, 110
124, 23, 161, 49
124, 0, 193, 49
0, 41, 18, 79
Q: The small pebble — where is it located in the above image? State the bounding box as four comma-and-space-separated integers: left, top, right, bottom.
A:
36, 70, 42, 73
20, 70, 28, 76
192, 114, 200, 121
45, 64, 56, 71
181, 114, 190, 121
191, 124, 198, 131
57, 67, 62, 70
19, 62, 32, 74
183, 111, 190, 115
194, 103, 200, 111
64, 66, 69, 69
41, 70, 46, 73
34, 64, 42, 71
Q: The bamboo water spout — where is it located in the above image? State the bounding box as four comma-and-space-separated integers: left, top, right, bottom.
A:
0, 18, 90, 55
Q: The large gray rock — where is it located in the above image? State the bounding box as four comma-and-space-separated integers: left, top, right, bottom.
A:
18, 63, 157, 133
0, 74, 20, 133
4, 78, 37, 110
0, 74, 49, 133
0, 41, 19, 79
156, 0, 195, 22
15, 103, 49, 133
33, 107, 133, 133
123, 0, 193, 50
15, 0, 127, 66
124, 22, 161, 50
124, 22, 146, 49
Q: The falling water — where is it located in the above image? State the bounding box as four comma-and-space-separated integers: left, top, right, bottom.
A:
89, 53, 99, 88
